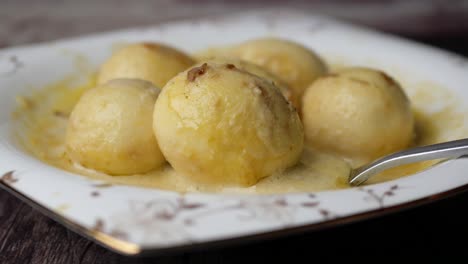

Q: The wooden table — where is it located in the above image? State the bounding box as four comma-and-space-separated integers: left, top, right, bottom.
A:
2, 1, 468, 263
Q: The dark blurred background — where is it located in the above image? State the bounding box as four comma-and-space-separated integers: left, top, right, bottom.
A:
1, 0, 468, 53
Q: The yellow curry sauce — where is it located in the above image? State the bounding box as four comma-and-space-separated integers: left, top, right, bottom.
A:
12, 73, 466, 194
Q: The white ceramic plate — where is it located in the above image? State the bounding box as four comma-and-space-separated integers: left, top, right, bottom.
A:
1, 9, 468, 256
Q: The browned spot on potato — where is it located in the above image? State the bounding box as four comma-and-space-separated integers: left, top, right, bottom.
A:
280, 88, 293, 102
380, 72, 397, 86
254, 81, 268, 97
53, 110, 69, 118
226, 64, 236, 70
287, 101, 297, 113
187, 63, 209, 82
142, 42, 160, 50
214, 98, 222, 109
254, 80, 281, 121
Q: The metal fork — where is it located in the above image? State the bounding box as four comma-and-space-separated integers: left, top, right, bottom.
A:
349, 138, 468, 186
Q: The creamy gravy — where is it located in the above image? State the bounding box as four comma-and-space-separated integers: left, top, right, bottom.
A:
13, 73, 465, 194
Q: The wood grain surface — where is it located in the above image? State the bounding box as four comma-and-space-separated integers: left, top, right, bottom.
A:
1, 1, 468, 263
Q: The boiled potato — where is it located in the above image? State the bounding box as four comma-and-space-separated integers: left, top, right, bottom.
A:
302, 67, 414, 164
193, 46, 234, 62
231, 38, 327, 109
153, 62, 304, 186
98, 42, 195, 87
66, 79, 165, 175
203, 58, 297, 108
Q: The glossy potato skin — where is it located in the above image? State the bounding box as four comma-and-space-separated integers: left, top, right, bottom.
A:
302, 67, 414, 163
153, 62, 304, 186
98, 42, 195, 88
232, 38, 327, 109
204, 58, 297, 109
66, 79, 165, 175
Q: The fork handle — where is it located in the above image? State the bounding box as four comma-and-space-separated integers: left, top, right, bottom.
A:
349, 138, 468, 186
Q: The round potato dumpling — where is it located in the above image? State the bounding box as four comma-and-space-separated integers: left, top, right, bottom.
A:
203, 58, 297, 108
98, 42, 195, 88
193, 46, 234, 62
66, 79, 165, 175
231, 38, 327, 108
153, 62, 304, 186
302, 67, 414, 164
